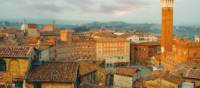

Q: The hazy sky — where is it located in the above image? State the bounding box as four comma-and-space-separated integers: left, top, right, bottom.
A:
0, 0, 199, 25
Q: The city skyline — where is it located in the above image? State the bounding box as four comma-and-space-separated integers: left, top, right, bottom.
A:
0, 0, 200, 25
0, 0, 200, 88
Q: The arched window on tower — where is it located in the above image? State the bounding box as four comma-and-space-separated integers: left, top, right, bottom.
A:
0, 59, 6, 72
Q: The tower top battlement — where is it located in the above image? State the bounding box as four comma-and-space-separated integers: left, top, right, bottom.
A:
161, 0, 174, 7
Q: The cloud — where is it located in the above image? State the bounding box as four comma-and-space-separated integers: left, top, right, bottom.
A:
1, 0, 199, 25
0, 0, 150, 14
0, 0, 151, 18
95, 0, 149, 16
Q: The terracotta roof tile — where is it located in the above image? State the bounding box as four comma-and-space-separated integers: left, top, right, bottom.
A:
0, 46, 33, 58
79, 62, 97, 76
115, 67, 139, 76
149, 71, 181, 84
26, 62, 79, 83
183, 69, 200, 80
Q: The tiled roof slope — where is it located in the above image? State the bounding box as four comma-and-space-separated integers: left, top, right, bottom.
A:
183, 69, 200, 80
0, 46, 33, 58
26, 62, 79, 83
148, 71, 181, 84
115, 67, 139, 76
79, 62, 97, 76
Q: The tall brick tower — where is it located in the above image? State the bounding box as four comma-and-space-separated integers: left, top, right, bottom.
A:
161, 0, 174, 54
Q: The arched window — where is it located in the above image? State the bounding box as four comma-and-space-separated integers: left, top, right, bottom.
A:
0, 59, 6, 72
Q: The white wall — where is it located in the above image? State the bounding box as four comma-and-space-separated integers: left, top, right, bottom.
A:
114, 74, 132, 88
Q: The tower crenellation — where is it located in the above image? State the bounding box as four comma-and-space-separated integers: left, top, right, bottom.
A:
161, 0, 174, 8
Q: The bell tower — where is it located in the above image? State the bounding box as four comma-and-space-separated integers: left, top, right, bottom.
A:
161, 0, 174, 54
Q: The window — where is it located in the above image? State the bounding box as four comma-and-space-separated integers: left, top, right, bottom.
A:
34, 82, 41, 88
15, 82, 23, 88
0, 59, 6, 72
118, 57, 120, 59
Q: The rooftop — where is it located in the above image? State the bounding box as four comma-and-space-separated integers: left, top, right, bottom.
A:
38, 45, 49, 51
95, 37, 128, 42
0, 46, 33, 58
92, 28, 117, 38
0, 28, 19, 34
183, 68, 200, 80
133, 42, 160, 46
72, 35, 95, 42
79, 61, 97, 76
26, 61, 79, 83
40, 31, 59, 36
148, 71, 181, 84
115, 67, 139, 76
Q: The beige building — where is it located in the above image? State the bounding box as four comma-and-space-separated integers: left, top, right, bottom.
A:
49, 42, 79, 61
95, 38, 130, 64
127, 34, 159, 43
72, 35, 96, 60
113, 67, 140, 88
23, 24, 40, 37
119, 32, 160, 43
60, 30, 72, 42
42, 24, 54, 32
195, 35, 200, 43
0, 46, 35, 87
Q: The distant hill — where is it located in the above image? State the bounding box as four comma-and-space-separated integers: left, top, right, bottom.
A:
73, 21, 200, 40
73, 21, 161, 33
0, 21, 74, 29
1, 21, 200, 40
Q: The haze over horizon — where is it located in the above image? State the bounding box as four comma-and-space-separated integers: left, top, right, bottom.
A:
0, 0, 199, 25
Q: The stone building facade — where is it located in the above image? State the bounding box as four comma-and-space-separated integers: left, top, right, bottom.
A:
163, 37, 200, 70
113, 67, 140, 88
95, 38, 130, 64
72, 35, 96, 60
0, 46, 35, 87
131, 42, 160, 65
